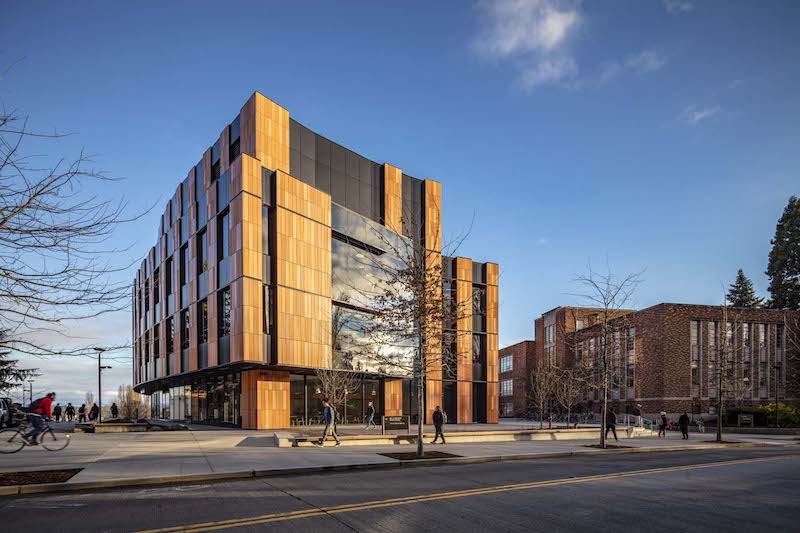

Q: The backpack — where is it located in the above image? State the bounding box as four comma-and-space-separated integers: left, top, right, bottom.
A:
29, 397, 44, 412
442, 411, 448, 424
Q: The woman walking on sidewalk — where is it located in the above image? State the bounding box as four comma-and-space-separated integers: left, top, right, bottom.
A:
365, 401, 377, 430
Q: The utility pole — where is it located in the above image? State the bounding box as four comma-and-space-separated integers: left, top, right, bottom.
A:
94, 347, 112, 423
27, 380, 34, 406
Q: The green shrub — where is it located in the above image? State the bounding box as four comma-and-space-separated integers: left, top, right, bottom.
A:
755, 403, 800, 427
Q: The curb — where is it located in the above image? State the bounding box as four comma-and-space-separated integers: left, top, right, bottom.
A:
0, 441, 771, 497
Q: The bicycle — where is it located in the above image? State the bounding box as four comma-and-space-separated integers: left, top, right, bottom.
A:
0, 413, 70, 453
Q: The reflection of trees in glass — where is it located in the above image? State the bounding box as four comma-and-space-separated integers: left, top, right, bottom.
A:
219, 289, 231, 337
472, 286, 486, 315
314, 368, 362, 423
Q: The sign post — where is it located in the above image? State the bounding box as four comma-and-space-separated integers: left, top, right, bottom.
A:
381, 415, 409, 435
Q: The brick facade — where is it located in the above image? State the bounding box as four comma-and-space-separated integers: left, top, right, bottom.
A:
498, 340, 535, 417
533, 304, 799, 422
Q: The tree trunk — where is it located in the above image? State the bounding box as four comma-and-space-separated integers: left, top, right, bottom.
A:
539, 404, 544, 429
417, 368, 425, 458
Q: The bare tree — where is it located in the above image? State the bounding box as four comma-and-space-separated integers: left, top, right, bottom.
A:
709, 303, 753, 442
0, 75, 141, 366
84, 391, 94, 409
332, 198, 472, 458
553, 366, 585, 428
314, 368, 363, 424
115, 384, 146, 419
571, 266, 643, 448
527, 358, 556, 428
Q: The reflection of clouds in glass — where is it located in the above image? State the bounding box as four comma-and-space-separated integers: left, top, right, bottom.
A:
332, 304, 414, 376
330, 203, 417, 377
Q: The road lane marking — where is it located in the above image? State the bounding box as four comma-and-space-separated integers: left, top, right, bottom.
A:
135, 454, 798, 533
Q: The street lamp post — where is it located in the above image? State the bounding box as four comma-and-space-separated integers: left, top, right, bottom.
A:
774, 362, 782, 428
27, 380, 34, 405
94, 347, 112, 423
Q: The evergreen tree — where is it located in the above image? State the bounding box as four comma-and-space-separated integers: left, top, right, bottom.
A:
0, 331, 37, 394
727, 269, 763, 308
766, 196, 800, 310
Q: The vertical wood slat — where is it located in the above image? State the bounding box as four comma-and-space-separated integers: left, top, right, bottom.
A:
424, 179, 443, 424
382, 163, 403, 233
486, 382, 499, 423
456, 257, 473, 384
274, 170, 332, 369
241, 369, 290, 429
384, 379, 403, 416
458, 381, 472, 424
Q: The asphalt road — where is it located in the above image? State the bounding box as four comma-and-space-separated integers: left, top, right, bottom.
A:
2, 447, 798, 532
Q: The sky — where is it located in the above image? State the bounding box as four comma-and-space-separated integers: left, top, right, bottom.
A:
2, 0, 799, 406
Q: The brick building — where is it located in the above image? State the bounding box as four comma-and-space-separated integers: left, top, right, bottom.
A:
533, 304, 799, 420
498, 340, 535, 417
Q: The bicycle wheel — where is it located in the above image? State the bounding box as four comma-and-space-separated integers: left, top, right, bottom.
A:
40, 429, 70, 451
0, 428, 26, 454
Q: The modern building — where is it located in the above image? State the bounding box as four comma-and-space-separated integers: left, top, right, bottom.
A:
532, 304, 799, 419
498, 340, 535, 417
132, 92, 499, 429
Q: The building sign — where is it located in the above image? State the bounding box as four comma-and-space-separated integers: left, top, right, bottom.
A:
382, 415, 409, 433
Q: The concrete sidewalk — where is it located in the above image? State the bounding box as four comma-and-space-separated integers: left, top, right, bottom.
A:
1, 429, 793, 496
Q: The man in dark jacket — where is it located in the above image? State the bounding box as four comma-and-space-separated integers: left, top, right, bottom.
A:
53, 403, 62, 423
89, 403, 99, 422
78, 404, 87, 423
605, 407, 618, 442
65, 403, 75, 422
110, 402, 119, 419
432, 406, 446, 444
678, 412, 690, 439
314, 399, 340, 447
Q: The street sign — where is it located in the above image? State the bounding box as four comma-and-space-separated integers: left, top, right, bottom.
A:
382, 415, 409, 434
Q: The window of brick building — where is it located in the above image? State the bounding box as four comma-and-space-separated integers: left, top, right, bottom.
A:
500, 379, 513, 397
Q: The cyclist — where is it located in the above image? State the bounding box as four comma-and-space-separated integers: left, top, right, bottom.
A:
24, 392, 56, 445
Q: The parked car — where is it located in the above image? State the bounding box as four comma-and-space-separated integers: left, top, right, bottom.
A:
0, 397, 15, 428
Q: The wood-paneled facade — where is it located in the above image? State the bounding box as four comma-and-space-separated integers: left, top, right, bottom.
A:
132, 91, 499, 430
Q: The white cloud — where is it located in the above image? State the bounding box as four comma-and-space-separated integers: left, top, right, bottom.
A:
624, 50, 667, 73
679, 105, 722, 125
475, 0, 583, 89
599, 49, 667, 83
663, 0, 694, 15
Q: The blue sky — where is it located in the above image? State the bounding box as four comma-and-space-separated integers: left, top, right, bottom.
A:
2, 0, 799, 405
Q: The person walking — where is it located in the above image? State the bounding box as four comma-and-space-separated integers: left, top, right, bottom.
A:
658, 411, 668, 438
89, 403, 99, 422
78, 404, 87, 423
365, 401, 377, 430
605, 407, 619, 442
678, 412, 690, 440
110, 402, 119, 419
65, 403, 75, 422
633, 404, 643, 427
314, 399, 340, 447
52, 403, 62, 423
431, 405, 447, 444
